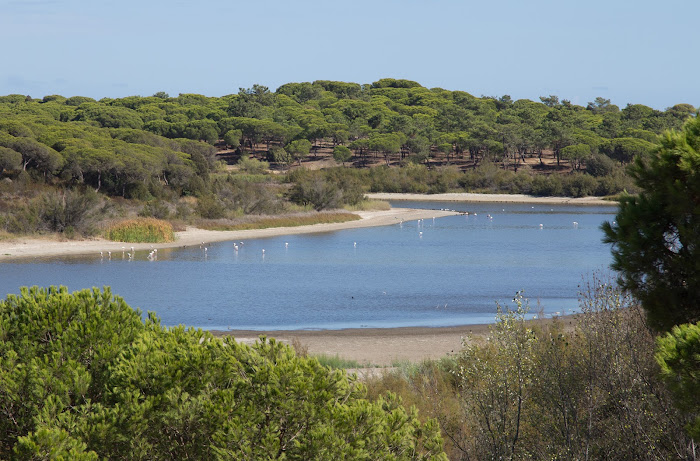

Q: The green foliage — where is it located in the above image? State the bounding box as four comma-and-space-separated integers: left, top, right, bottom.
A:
104, 217, 174, 243
138, 199, 171, 219
222, 128, 242, 149
311, 353, 364, 370
0, 146, 22, 174
195, 194, 226, 219
560, 143, 591, 170
367, 275, 694, 459
585, 152, 617, 177
456, 292, 537, 460
0, 79, 688, 204
656, 322, 700, 439
37, 188, 101, 234
236, 155, 269, 174
0, 287, 446, 460
603, 116, 700, 331
285, 139, 312, 165
0, 286, 145, 458
289, 175, 344, 211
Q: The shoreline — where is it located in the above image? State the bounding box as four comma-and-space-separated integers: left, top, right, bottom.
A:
0, 207, 456, 261
211, 314, 579, 366
367, 192, 618, 205
0, 192, 618, 261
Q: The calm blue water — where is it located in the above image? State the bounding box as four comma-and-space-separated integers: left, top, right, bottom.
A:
0, 201, 617, 330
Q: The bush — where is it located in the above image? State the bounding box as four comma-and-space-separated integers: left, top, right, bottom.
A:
0, 286, 447, 460
366, 275, 695, 460
289, 176, 344, 211
37, 188, 100, 234
104, 217, 174, 243
237, 155, 269, 174
561, 172, 598, 197
586, 153, 617, 177
138, 199, 171, 219
195, 194, 226, 219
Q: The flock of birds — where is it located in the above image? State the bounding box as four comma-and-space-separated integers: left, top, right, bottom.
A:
98, 211, 589, 262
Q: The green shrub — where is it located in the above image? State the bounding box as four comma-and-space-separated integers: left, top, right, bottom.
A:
195, 194, 226, 219
37, 188, 100, 234
0, 286, 447, 460
138, 199, 171, 219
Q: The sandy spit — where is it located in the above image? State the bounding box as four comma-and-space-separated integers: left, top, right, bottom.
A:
0, 207, 455, 261
367, 192, 618, 206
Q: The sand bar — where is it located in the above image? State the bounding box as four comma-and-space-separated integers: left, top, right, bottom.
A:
367, 192, 618, 206
0, 207, 455, 261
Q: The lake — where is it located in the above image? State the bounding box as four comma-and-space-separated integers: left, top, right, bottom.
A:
0, 201, 617, 330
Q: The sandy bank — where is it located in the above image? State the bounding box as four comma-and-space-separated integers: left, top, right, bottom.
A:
0, 207, 455, 261
367, 192, 618, 206
214, 315, 579, 367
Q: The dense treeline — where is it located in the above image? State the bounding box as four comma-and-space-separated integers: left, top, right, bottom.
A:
0, 80, 695, 195
0, 80, 696, 237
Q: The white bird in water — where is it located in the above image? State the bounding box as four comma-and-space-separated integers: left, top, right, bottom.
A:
353, 242, 357, 248
539, 224, 544, 229
573, 221, 579, 228
285, 242, 288, 248
108, 251, 111, 259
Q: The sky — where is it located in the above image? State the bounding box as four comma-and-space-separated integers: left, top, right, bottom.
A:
1, 0, 698, 110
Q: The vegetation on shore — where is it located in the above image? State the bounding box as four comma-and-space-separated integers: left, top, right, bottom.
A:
363, 277, 696, 460
0, 80, 695, 240
194, 211, 360, 232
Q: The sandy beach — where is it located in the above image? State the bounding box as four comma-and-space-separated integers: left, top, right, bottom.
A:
213, 314, 579, 368
0, 193, 617, 260
0, 193, 601, 365
0, 207, 456, 261
367, 192, 618, 205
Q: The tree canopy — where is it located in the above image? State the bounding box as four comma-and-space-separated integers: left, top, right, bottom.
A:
0, 286, 446, 460
603, 116, 700, 331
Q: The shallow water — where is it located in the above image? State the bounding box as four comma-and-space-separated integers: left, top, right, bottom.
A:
0, 201, 617, 330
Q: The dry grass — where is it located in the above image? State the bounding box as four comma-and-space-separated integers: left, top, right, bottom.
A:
0, 230, 15, 241
344, 199, 391, 211
104, 218, 175, 243
196, 212, 360, 231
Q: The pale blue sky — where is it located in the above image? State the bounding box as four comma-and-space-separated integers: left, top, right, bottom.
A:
1, 0, 697, 109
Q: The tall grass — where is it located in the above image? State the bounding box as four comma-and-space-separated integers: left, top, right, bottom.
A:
104, 218, 174, 243
344, 199, 391, 211
312, 353, 365, 370
197, 212, 360, 231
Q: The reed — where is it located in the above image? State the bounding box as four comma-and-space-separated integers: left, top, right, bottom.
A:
197, 212, 360, 231
312, 353, 364, 370
344, 199, 391, 211
104, 218, 175, 243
